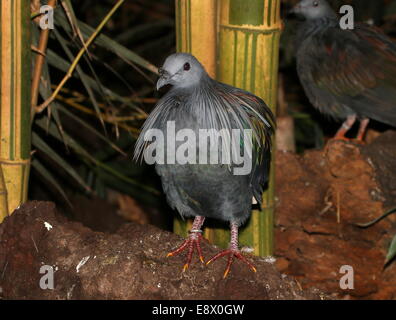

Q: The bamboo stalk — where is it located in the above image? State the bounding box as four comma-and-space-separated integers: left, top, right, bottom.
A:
175, 0, 217, 78
0, 0, 32, 219
174, 0, 218, 237
215, 0, 281, 256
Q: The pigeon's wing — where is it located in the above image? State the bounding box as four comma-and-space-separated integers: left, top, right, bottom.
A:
301, 23, 396, 125
235, 91, 274, 204
216, 83, 275, 204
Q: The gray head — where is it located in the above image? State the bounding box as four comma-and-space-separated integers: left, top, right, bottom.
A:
156, 53, 208, 90
290, 0, 337, 20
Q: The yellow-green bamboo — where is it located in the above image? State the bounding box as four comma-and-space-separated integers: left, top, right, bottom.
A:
175, 0, 217, 78
0, 0, 31, 221
174, 0, 218, 236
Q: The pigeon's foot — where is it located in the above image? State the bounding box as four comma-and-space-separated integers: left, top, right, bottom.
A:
206, 249, 256, 278
166, 231, 205, 272
352, 139, 365, 145
331, 116, 368, 145
329, 136, 365, 145
166, 216, 205, 272
331, 134, 351, 142
332, 114, 356, 142
327, 136, 365, 147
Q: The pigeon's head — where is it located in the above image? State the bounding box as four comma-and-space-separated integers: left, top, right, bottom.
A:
290, 0, 336, 20
156, 53, 207, 90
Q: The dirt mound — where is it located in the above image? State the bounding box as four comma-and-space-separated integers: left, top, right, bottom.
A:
275, 131, 396, 299
0, 201, 325, 300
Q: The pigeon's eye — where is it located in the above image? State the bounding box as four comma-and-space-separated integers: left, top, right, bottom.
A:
313, 1, 319, 6
183, 62, 191, 71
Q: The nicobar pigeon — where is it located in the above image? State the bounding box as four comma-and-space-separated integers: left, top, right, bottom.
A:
134, 53, 275, 278
291, 0, 396, 141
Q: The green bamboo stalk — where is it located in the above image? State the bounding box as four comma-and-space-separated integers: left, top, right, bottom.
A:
0, 0, 31, 220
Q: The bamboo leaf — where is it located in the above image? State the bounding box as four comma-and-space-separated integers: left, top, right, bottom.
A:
32, 132, 92, 193
54, 9, 158, 75
53, 28, 105, 128
46, 48, 142, 112
35, 117, 159, 196
36, 0, 126, 113
385, 234, 396, 265
56, 104, 126, 156
37, 48, 68, 146
60, 0, 89, 54
31, 158, 72, 207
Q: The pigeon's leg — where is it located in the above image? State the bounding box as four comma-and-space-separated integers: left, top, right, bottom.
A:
356, 118, 370, 142
166, 216, 205, 272
333, 114, 356, 140
206, 221, 256, 278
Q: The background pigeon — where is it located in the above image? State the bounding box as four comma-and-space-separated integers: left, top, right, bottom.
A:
291, 0, 396, 141
134, 53, 275, 278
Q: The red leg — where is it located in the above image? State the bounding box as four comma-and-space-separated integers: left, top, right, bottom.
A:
206, 222, 256, 278
166, 216, 205, 271
333, 114, 356, 140
356, 118, 369, 142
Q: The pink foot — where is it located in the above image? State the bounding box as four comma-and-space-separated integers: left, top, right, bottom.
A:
167, 232, 205, 272
206, 249, 256, 278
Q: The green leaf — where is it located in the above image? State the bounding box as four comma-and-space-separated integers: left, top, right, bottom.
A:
31, 158, 72, 207
32, 132, 92, 193
54, 9, 158, 75
385, 234, 396, 265
56, 104, 126, 156
35, 117, 159, 196
45, 48, 144, 113
356, 207, 396, 228
53, 28, 105, 128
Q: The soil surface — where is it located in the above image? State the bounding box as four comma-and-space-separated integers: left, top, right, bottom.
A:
0, 201, 325, 300
275, 131, 396, 299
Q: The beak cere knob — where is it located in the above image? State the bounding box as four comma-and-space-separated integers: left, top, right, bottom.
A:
156, 76, 167, 91
156, 67, 169, 90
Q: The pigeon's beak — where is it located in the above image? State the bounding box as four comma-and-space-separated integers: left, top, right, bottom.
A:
156, 76, 167, 91
288, 3, 302, 17
156, 67, 170, 90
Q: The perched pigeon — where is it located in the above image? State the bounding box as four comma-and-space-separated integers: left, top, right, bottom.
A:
291, 0, 396, 141
134, 53, 274, 278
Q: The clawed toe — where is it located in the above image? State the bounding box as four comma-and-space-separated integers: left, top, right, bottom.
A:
206, 249, 256, 278
166, 233, 205, 272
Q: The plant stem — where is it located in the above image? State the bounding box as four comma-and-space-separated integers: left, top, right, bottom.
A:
35, 0, 125, 114
31, 0, 57, 123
